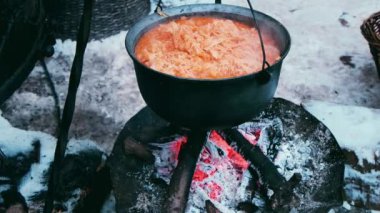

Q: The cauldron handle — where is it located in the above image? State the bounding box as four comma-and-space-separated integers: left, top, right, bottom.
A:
215, 0, 268, 73
246, 0, 269, 71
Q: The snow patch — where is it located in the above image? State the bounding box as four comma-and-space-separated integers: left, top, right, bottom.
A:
0, 116, 56, 202
0, 111, 11, 129
342, 201, 351, 210
0, 114, 103, 206
303, 100, 380, 165
101, 191, 116, 213
344, 165, 380, 208
64, 188, 82, 212
66, 139, 105, 156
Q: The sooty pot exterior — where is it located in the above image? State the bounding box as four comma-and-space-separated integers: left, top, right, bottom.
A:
126, 4, 291, 129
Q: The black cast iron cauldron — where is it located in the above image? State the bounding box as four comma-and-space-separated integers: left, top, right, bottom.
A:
125, 4, 291, 129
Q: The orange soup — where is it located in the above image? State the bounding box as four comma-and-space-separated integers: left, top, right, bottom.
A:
135, 16, 280, 79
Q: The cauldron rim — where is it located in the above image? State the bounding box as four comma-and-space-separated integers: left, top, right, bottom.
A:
125, 3, 291, 82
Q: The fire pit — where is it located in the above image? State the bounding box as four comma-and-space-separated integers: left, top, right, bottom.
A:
108, 98, 345, 212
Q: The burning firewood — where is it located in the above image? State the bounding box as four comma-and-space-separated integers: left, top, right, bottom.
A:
223, 129, 287, 190
223, 128, 301, 211
166, 131, 207, 213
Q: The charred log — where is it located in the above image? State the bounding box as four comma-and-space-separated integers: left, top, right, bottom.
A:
223, 128, 299, 211
247, 167, 271, 209
73, 166, 112, 212
223, 129, 287, 190
269, 176, 301, 211
165, 131, 207, 213
237, 201, 258, 212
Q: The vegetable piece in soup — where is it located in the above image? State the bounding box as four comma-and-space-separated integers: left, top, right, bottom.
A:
135, 16, 280, 79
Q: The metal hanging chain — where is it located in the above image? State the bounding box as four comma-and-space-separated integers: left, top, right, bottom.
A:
247, 0, 269, 70
43, 0, 94, 211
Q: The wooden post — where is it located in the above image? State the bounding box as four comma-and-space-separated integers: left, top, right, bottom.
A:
166, 131, 207, 213
43, 0, 94, 212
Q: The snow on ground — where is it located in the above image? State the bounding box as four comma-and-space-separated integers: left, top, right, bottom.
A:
227, 0, 380, 106
344, 165, 380, 209
100, 191, 116, 213
303, 100, 380, 165
304, 100, 380, 211
0, 112, 103, 206
0, 111, 56, 201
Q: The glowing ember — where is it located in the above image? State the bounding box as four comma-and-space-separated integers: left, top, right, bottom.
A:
149, 136, 187, 183
208, 131, 250, 170
188, 130, 252, 204
148, 119, 284, 211
150, 130, 261, 211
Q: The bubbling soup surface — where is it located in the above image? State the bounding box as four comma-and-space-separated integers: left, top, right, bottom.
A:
135, 16, 280, 79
